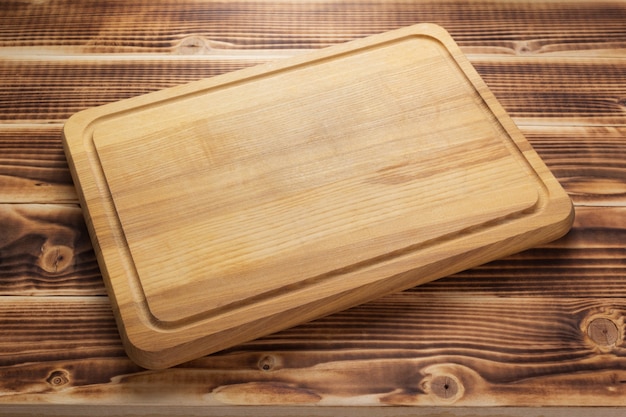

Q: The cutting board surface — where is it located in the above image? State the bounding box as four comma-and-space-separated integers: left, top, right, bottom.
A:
63, 24, 573, 369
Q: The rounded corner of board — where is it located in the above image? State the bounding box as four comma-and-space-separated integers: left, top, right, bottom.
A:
62, 108, 100, 151
406, 23, 460, 48
411, 23, 451, 38
119, 326, 177, 370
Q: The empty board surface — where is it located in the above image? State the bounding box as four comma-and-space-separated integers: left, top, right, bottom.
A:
63, 24, 573, 369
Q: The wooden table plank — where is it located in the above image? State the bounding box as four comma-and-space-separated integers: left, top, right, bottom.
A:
0, 57, 264, 123
1, 407, 626, 417
0, 125, 76, 203
0, 295, 625, 406
475, 57, 626, 125
0, 204, 624, 299
416, 206, 626, 297
2, 57, 626, 123
521, 125, 626, 206
1, 0, 625, 55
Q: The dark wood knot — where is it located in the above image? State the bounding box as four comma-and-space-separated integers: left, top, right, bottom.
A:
46, 369, 70, 387
177, 36, 211, 55
588, 317, 620, 347
39, 243, 74, 274
430, 375, 459, 400
421, 371, 464, 404
258, 355, 276, 371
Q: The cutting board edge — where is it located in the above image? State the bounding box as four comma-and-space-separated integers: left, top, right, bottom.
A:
118, 196, 574, 369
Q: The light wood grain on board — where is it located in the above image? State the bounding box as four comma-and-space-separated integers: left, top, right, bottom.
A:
3, 124, 624, 205
0, 295, 625, 406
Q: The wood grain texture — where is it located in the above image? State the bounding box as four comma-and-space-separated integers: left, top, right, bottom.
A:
522, 125, 626, 206
1, 408, 626, 417
0, 58, 263, 123
0, 295, 625, 406
1, 0, 625, 55
0, 125, 76, 203
0, 297, 124, 367
0, 204, 623, 299
475, 57, 626, 125
4, 408, 625, 417
0, 0, 625, 412
415, 206, 626, 298
2, 124, 625, 205
2, 57, 626, 123
0, 204, 103, 296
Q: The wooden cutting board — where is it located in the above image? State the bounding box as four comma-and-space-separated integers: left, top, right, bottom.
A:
62, 23, 574, 369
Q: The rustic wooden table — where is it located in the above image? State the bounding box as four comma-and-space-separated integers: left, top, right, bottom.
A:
1, 1, 625, 416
